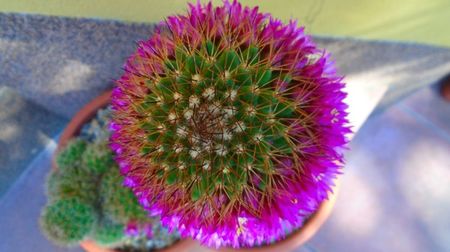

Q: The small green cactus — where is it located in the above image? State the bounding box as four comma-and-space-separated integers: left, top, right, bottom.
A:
41, 109, 179, 249
41, 141, 124, 247
55, 139, 87, 170
100, 167, 148, 224
40, 197, 96, 246
46, 163, 97, 204
82, 142, 114, 174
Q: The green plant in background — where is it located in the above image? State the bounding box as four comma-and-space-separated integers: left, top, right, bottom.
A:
47, 140, 98, 203
83, 142, 114, 175
55, 139, 86, 170
41, 139, 127, 246
39, 115, 169, 248
100, 167, 148, 225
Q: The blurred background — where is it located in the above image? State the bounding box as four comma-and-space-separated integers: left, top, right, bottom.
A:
0, 1, 449, 252
1, 0, 450, 46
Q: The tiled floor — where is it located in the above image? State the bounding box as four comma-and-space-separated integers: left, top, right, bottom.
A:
309, 84, 450, 252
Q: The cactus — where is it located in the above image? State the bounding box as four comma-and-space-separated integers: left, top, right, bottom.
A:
51, 139, 98, 203
55, 139, 87, 170
46, 163, 97, 204
110, 0, 350, 248
83, 142, 114, 174
42, 118, 180, 249
40, 197, 96, 246
41, 140, 135, 247
45, 170, 61, 200
42, 139, 113, 246
100, 165, 148, 224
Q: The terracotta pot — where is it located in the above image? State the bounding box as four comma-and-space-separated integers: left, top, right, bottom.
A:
57, 90, 340, 252
440, 74, 450, 102
80, 239, 196, 252
55, 90, 196, 252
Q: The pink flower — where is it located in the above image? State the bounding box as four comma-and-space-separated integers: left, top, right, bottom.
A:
111, 0, 350, 248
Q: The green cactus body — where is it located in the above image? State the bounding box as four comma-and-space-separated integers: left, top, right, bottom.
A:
135, 44, 295, 202
83, 142, 114, 174
51, 169, 97, 203
100, 167, 148, 224
48, 143, 98, 203
42, 109, 179, 249
55, 139, 87, 170
40, 197, 96, 246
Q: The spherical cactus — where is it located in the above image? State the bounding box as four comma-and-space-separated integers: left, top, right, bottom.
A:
110, 1, 350, 248
40, 198, 96, 246
100, 165, 148, 224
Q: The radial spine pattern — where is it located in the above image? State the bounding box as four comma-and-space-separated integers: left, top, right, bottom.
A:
110, 0, 350, 248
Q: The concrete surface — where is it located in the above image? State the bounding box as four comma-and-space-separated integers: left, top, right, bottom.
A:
0, 13, 154, 118
1, 13, 450, 119
0, 140, 82, 252
309, 84, 450, 252
0, 87, 66, 198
